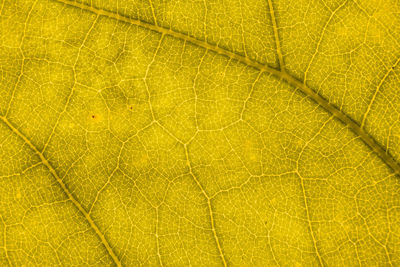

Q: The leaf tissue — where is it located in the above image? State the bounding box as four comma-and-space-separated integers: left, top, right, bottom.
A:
0, 0, 400, 266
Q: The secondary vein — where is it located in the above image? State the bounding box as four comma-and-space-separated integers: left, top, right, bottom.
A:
267, 0, 284, 69
52, 0, 400, 177
0, 115, 122, 267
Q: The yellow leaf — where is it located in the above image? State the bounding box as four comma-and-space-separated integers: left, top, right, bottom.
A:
1, 0, 400, 266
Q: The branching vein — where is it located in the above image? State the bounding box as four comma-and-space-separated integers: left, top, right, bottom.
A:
48, 0, 400, 178
267, 0, 284, 69
0, 116, 122, 267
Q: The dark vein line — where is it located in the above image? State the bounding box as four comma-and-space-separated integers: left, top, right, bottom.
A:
266, 2, 322, 262
51, 0, 400, 177
267, 0, 284, 69
0, 116, 122, 267
52, 0, 271, 72
280, 71, 400, 176
5, 1, 396, 266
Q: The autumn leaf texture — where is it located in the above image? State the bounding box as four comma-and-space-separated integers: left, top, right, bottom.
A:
1, 0, 400, 266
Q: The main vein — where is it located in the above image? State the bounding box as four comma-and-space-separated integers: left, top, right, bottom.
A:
0, 116, 122, 267
51, 0, 400, 177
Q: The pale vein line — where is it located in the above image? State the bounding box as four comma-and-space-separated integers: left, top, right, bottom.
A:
144, 33, 164, 122
360, 56, 400, 129
357, 212, 394, 266
155, 207, 163, 267
240, 70, 264, 120
184, 144, 227, 267
148, 0, 158, 26
4, 0, 38, 117
385, 208, 394, 267
239, 1, 249, 58
267, 0, 284, 69
192, 48, 208, 132
203, 0, 208, 43
0, 215, 12, 267
6, 2, 400, 265
52, 0, 400, 180
0, 116, 122, 267
52, 0, 271, 72
0, 0, 6, 15
281, 73, 400, 177
88, 141, 124, 214
42, 14, 99, 154
354, 0, 400, 50
296, 116, 335, 266
303, 0, 348, 83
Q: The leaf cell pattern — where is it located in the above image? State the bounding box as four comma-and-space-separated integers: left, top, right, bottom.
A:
0, 0, 400, 266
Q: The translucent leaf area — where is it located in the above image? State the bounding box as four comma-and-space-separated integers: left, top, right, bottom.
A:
1, 0, 400, 266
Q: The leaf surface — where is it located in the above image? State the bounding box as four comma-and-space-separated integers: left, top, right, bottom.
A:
1, 0, 400, 266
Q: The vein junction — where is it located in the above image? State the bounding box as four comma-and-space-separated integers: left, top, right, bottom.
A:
51, 0, 400, 177
2, 0, 400, 266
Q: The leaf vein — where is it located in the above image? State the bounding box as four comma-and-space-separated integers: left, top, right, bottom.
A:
0, 116, 122, 267
51, 0, 400, 178
267, 0, 284, 69
361, 56, 400, 129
